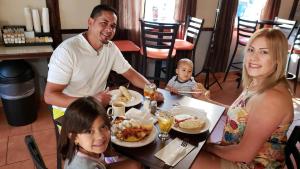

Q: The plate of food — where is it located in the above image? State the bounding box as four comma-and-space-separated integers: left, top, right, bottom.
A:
109, 86, 143, 107
170, 106, 210, 134
111, 116, 157, 147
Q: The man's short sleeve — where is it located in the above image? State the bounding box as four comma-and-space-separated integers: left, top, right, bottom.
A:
47, 47, 73, 84
111, 44, 132, 74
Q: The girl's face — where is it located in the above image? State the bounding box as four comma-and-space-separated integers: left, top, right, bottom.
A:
176, 63, 193, 82
245, 37, 276, 81
75, 116, 110, 154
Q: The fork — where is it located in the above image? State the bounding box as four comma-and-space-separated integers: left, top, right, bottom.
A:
181, 139, 188, 148
166, 139, 188, 166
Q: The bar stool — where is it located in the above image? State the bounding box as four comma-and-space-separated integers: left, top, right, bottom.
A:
287, 27, 300, 93
174, 16, 204, 75
140, 20, 179, 86
223, 17, 258, 84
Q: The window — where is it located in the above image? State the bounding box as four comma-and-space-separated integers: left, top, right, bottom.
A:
237, 0, 267, 20
144, 0, 176, 21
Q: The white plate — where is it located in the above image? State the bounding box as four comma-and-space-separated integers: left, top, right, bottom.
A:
109, 89, 143, 107
170, 106, 210, 134
111, 127, 157, 148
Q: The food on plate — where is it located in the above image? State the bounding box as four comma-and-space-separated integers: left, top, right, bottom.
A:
178, 118, 205, 130
119, 86, 132, 100
174, 114, 206, 130
112, 116, 153, 142
174, 114, 193, 123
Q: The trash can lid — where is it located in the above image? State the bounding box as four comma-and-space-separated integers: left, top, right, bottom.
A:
0, 60, 34, 84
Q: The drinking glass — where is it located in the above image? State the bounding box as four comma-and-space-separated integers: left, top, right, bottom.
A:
157, 111, 174, 141
144, 83, 156, 100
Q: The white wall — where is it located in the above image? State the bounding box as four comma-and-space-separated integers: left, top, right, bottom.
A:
59, 0, 100, 29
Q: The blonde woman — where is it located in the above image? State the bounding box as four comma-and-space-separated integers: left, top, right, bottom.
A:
191, 28, 294, 169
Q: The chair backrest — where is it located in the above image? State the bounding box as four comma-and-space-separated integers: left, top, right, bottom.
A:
285, 126, 300, 169
140, 20, 179, 59
24, 135, 48, 169
289, 26, 300, 54
274, 17, 297, 39
237, 17, 258, 45
183, 16, 204, 47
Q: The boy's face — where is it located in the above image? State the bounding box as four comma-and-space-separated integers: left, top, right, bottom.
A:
176, 63, 193, 82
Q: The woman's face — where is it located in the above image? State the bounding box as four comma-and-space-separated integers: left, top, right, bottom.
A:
245, 37, 277, 81
75, 116, 110, 154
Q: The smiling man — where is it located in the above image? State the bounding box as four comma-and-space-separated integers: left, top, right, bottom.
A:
44, 5, 161, 116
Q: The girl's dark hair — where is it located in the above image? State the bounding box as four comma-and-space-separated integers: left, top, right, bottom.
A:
58, 96, 110, 163
90, 4, 118, 19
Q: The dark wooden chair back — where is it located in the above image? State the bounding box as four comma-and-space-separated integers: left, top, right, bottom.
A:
140, 20, 179, 84
237, 17, 258, 46
24, 135, 48, 169
183, 16, 204, 47
274, 17, 297, 39
285, 126, 300, 169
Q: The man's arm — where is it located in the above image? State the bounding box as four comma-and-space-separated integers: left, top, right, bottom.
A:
122, 68, 149, 89
44, 82, 77, 108
44, 82, 112, 108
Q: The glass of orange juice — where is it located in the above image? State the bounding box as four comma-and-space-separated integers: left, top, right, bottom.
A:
157, 111, 174, 141
144, 83, 156, 100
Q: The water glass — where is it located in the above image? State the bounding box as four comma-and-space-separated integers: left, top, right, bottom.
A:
157, 111, 173, 141
144, 83, 156, 100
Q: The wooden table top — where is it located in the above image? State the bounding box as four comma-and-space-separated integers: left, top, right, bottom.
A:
113, 88, 225, 169
0, 45, 53, 60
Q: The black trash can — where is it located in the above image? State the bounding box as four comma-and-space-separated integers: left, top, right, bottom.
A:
0, 60, 37, 126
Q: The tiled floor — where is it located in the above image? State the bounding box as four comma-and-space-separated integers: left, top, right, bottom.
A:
0, 72, 299, 169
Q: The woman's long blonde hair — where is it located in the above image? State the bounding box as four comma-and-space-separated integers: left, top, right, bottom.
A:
242, 28, 289, 93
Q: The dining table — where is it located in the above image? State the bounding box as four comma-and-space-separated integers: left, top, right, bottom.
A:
112, 88, 226, 169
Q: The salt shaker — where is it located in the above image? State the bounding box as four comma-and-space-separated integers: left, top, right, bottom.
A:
150, 100, 157, 115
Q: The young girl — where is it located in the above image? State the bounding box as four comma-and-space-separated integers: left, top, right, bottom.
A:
58, 96, 142, 169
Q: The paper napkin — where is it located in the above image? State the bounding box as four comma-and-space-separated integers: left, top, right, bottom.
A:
154, 138, 195, 166
126, 108, 157, 124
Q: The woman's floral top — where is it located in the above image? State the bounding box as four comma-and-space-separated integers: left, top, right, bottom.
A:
221, 90, 290, 169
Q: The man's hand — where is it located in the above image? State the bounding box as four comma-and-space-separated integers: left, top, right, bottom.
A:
94, 88, 112, 107
154, 91, 164, 102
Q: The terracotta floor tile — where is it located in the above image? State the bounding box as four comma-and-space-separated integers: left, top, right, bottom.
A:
8, 125, 32, 137
6, 134, 31, 164
32, 129, 57, 156
32, 104, 54, 132
0, 160, 34, 169
43, 153, 58, 169
0, 138, 8, 166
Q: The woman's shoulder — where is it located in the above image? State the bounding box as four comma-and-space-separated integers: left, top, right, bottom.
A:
250, 83, 293, 121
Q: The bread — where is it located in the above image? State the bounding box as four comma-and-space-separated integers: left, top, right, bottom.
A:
174, 114, 193, 123
178, 118, 205, 130
119, 86, 132, 100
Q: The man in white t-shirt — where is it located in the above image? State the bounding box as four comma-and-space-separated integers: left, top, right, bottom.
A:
44, 5, 162, 118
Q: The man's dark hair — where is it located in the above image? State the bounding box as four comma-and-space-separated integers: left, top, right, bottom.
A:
90, 4, 118, 19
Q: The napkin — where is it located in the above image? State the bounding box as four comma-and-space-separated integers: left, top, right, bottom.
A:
125, 108, 157, 124
155, 138, 195, 166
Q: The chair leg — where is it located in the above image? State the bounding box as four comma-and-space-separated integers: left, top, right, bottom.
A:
223, 43, 238, 82
154, 60, 162, 87
294, 57, 300, 93
143, 56, 147, 77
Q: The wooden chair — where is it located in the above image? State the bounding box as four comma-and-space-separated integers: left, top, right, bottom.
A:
174, 16, 204, 75
24, 135, 48, 169
274, 17, 297, 39
140, 20, 179, 86
223, 17, 258, 84
285, 126, 300, 169
287, 27, 300, 93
